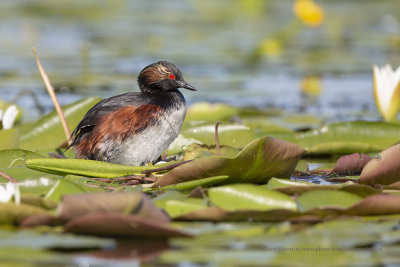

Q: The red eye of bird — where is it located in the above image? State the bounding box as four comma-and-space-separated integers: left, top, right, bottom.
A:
169, 74, 175, 80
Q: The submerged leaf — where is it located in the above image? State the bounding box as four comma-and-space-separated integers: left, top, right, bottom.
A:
0, 229, 114, 249
359, 144, 400, 185
154, 136, 306, 187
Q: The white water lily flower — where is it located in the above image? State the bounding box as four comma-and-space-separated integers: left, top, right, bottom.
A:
373, 65, 400, 121
0, 182, 20, 203
2, 104, 19, 129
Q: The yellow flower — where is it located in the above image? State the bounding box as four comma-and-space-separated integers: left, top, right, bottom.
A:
294, 0, 324, 27
300, 75, 322, 96
259, 38, 283, 57
373, 65, 400, 121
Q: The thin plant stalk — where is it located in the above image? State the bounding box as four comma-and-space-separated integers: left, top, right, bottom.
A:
215, 121, 222, 156
32, 47, 71, 145
0, 170, 18, 183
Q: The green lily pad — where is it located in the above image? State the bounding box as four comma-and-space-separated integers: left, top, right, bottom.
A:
270, 179, 380, 198
18, 177, 58, 195
266, 177, 312, 190
44, 179, 88, 202
0, 247, 68, 266
0, 149, 44, 168
297, 121, 400, 154
0, 129, 19, 150
208, 184, 297, 212
162, 198, 207, 218
154, 136, 306, 187
153, 191, 189, 210
297, 190, 363, 212
0, 167, 60, 182
186, 102, 239, 121
167, 133, 202, 155
25, 158, 180, 178
182, 143, 240, 161
181, 123, 258, 148
159, 176, 229, 190
0, 202, 49, 224
19, 97, 101, 150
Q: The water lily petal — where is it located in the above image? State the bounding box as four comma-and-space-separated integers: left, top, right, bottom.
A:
2, 105, 19, 129
0, 182, 20, 203
373, 64, 400, 121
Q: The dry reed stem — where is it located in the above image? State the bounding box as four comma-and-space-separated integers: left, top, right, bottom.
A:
0, 170, 18, 183
32, 47, 71, 145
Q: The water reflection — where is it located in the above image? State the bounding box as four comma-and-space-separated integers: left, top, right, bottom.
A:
0, 0, 398, 121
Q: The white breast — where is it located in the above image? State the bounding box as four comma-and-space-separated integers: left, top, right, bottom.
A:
109, 105, 186, 166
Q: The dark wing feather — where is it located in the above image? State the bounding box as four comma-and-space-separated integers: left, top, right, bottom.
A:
69, 92, 151, 148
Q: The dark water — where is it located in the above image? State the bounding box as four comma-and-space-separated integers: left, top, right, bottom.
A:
0, 0, 399, 121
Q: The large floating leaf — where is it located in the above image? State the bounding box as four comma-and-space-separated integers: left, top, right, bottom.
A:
181, 124, 258, 148
159, 176, 229, 190
176, 207, 296, 222
297, 190, 363, 212
44, 179, 88, 202
268, 178, 380, 198
57, 192, 169, 223
0, 247, 68, 266
64, 212, 193, 238
266, 177, 312, 190
25, 158, 178, 178
19, 97, 101, 150
0, 202, 49, 224
154, 136, 306, 187
161, 198, 207, 218
0, 129, 19, 150
185, 102, 239, 121
0, 166, 60, 182
296, 121, 400, 154
181, 143, 240, 161
345, 194, 400, 216
208, 184, 297, 212
332, 153, 372, 175
359, 144, 400, 185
